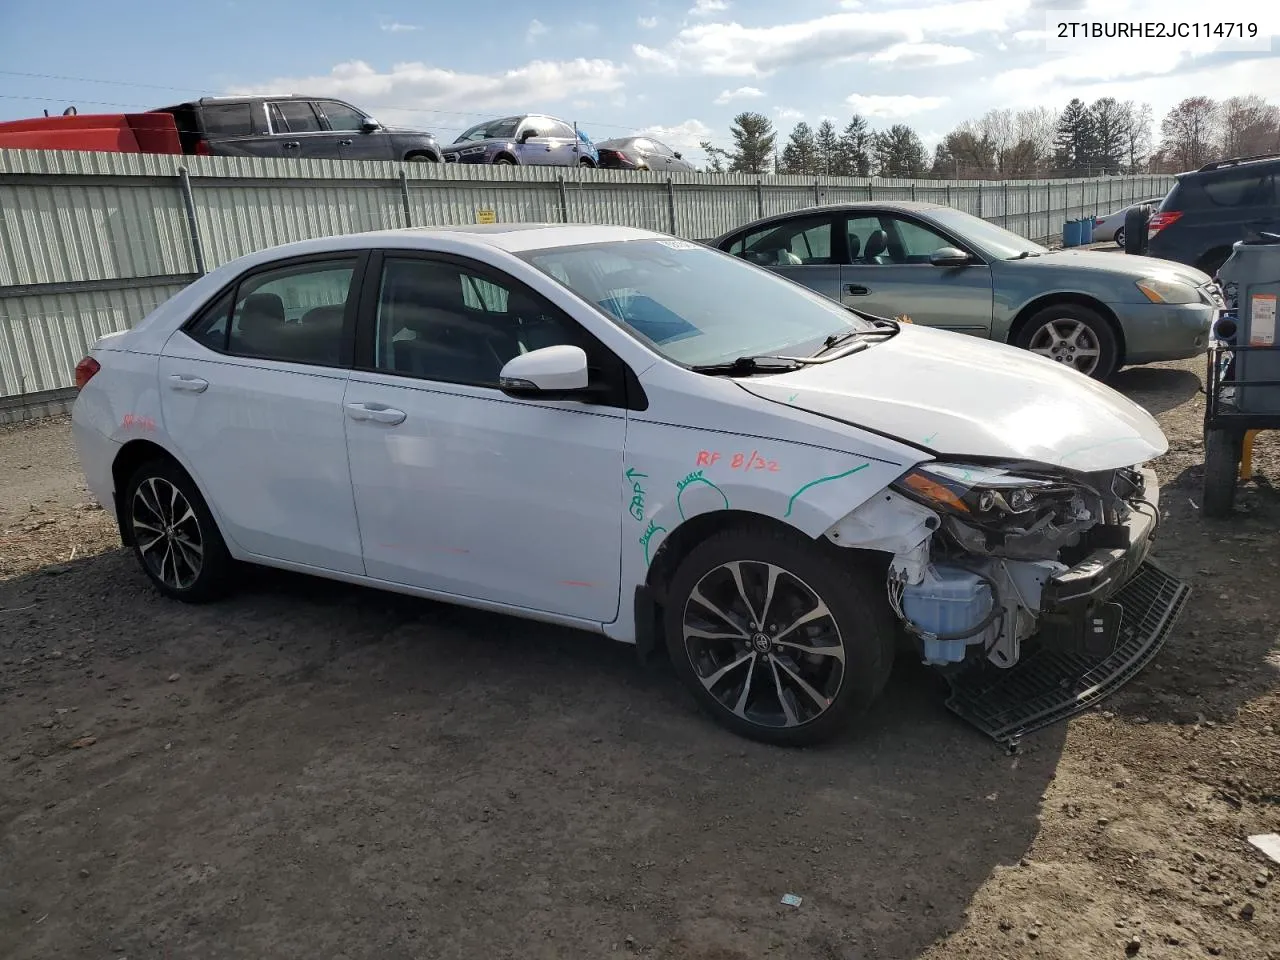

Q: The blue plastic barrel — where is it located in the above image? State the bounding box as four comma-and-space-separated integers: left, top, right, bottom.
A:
1062, 219, 1081, 247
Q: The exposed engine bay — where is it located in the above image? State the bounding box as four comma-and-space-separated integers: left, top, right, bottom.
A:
824, 460, 1162, 670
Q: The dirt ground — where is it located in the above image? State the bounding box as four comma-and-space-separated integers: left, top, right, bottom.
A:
1, 357, 1278, 960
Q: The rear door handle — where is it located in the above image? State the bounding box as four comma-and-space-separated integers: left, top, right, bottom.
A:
283, 141, 299, 150
845, 284, 870, 296
345, 402, 406, 425
167, 374, 208, 393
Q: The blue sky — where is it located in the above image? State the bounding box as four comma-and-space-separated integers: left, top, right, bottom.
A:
1, 0, 1276, 165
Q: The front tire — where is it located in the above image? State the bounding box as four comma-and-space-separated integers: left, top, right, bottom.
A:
493, 156, 515, 166
663, 522, 895, 747
124, 458, 234, 603
1013, 303, 1120, 380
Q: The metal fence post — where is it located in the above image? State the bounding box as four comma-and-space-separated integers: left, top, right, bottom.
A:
910, 182, 916, 202
558, 175, 569, 222
945, 182, 952, 208
177, 166, 206, 276
977, 182, 984, 220
1025, 182, 1032, 239
756, 178, 765, 218
398, 169, 413, 228
867, 181, 874, 201
666, 177, 677, 235
814, 178, 821, 206
1002, 180, 1009, 228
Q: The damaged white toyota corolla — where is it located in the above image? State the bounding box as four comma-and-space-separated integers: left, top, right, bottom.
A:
70, 223, 1190, 747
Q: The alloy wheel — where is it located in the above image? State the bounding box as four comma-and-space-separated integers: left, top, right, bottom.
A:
1026, 318, 1102, 376
682, 560, 846, 729
131, 476, 204, 591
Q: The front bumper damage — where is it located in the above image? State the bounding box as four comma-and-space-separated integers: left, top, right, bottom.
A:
826, 463, 1192, 744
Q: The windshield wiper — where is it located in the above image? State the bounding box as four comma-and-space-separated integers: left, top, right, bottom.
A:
810, 325, 896, 357
689, 355, 811, 375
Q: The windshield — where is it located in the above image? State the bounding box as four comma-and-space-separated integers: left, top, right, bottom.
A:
455, 118, 519, 143
518, 238, 877, 367
926, 207, 1048, 259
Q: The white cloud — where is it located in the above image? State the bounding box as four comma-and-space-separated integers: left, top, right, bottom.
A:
845, 93, 949, 117
526, 19, 548, 42
634, 1, 1027, 76
775, 107, 804, 122
632, 44, 680, 72
229, 58, 628, 118
869, 42, 976, 67
689, 0, 730, 16
640, 119, 714, 156
380, 21, 420, 33
637, 16, 659, 28
713, 86, 765, 104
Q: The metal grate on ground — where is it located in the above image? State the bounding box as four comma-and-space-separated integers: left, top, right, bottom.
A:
944, 559, 1191, 745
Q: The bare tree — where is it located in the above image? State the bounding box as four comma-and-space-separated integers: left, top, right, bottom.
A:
1219, 95, 1280, 158
1160, 97, 1221, 170
975, 108, 1015, 174
1119, 101, 1153, 173
1012, 106, 1058, 175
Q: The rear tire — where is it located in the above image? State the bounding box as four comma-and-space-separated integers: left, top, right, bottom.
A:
1114, 227, 1124, 247
662, 521, 895, 747
1198, 249, 1230, 279
124, 458, 234, 603
1200, 428, 1240, 519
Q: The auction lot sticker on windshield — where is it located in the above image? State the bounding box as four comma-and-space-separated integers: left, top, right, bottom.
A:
1251, 293, 1276, 346
657, 239, 699, 250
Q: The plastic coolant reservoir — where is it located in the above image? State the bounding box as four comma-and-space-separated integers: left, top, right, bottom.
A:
901, 565, 997, 665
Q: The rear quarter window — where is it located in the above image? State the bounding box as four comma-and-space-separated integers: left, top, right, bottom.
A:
200, 103, 255, 138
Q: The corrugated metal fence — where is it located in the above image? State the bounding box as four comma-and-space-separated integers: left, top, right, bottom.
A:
0, 147, 1174, 413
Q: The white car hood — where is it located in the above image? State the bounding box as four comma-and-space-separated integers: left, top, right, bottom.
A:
738, 325, 1168, 472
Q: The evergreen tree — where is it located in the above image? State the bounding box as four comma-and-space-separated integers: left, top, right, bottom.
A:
1053, 98, 1097, 175
727, 111, 776, 174
1089, 97, 1127, 174
779, 122, 820, 174
872, 124, 928, 178
841, 114, 873, 176
814, 119, 841, 175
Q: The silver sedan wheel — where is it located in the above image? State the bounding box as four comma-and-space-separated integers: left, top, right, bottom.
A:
1026, 318, 1102, 376
682, 560, 846, 730
131, 476, 203, 591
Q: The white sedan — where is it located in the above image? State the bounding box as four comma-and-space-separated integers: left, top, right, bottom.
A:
72, 223, 1173, 746
1092, 196, 1165, 246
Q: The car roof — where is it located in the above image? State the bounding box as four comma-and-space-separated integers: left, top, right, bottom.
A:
712, 201, 950, 239
236, 223, 666, 261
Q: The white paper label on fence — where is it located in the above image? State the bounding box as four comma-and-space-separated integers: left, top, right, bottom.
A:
1251, 293, 1276, 346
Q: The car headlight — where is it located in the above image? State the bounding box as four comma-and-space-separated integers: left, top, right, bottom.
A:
1136, 276, 1199, 304
891, 462, 1075, 525
458, 145, 485, 157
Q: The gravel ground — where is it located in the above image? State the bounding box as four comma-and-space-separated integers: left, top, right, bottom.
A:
1, 358, 1278, 960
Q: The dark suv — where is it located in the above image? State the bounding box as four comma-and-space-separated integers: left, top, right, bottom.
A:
150, 95, 443, 163
1146, 154, 1280, 276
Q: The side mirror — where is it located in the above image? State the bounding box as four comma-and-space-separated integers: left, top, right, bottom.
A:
361, 117, 381, 132
498, 344, 590, 398
673, 151, 683, 159
929, 246, 971, 267
519, 129, 540, 144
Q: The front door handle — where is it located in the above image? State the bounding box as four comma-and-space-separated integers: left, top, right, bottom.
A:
167, 374, 209, 393
845, 284, 870, 296
345, 402, 406, 425
338, 138, 353, 146
283, 141, 299, 150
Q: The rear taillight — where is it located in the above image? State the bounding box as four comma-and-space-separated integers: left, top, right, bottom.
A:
194, 138, 212, 156
1147, 211, 1182, 237
74, 356, 100, 390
